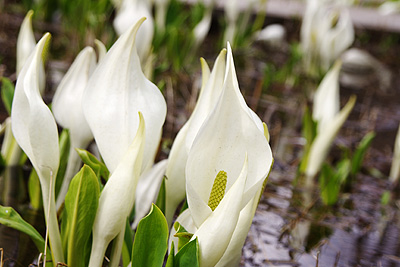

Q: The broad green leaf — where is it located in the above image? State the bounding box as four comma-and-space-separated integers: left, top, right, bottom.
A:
28, 169, 42, 210
131, 204, 168, 267
62, 165, 100, 267
174, 238, 199, 267
55, 129, 71, 198
155, 176, 166, 214
0, 205, 45, 253
76, 148, 109, 182
351, 131, 375, 176
1, 77, 15, 115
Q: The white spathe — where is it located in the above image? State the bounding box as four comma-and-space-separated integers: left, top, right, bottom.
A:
12, 33, 59, 188
11, 32, 64, 264
53, 46, 96, 150
16, 10, 45, 94
306, 62, 356, 180
170, 44, 273, 267
164, 50, 224, 224
52, 46, 97, 208
83, 17, 166, 173
133, 159, 168, 228
185, 44, 271, 229
113, 0, 153, 61
301, 0, 354, 73
306, 95, 356, 181
313, 61, 341, 133
89, 113, 146, 267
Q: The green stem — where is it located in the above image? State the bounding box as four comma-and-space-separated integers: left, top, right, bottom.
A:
56, 145, 82, 209
88, 235, 107, 267
109, 227, 126, 267
39, 170, 64, 266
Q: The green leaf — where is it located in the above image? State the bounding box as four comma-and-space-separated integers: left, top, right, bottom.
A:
155, 176, 166, 214
122, 240, 131, 267
0, 205, 45, 253
174, 238, 199, 267
124, 218, 134, 262
319, 164, 338, 205
319, 159, 351, 206
55, 129, 71, 198
173, 222, 193, 251
166, 241, 175, 267
336, 159, 351, 185
299, 105, 317, 174
28, 169, 42, 210
76, 148, 109, 183
351, 131, 375, 176
381, 191, 391, 205
1, 77, 15, 115
131, 204, 169, 267
61, 165, 100, 267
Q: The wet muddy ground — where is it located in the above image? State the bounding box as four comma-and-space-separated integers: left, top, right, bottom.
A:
1, 2, 400, 267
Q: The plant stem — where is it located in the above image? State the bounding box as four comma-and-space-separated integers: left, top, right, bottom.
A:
56, 146, 82, 209
109, 227, 126, 267
88, 236, 107, 267
40, 170, 64, 266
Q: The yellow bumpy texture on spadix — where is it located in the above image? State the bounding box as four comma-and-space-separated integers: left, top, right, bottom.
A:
208, 171, 227, 211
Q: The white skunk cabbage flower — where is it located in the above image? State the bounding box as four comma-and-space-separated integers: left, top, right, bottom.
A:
17, 10, 35, 76
165, 44, 266, 225
52, 46, 97, 208
305, 63, 356, 181
133, 159, 168, 228
83, 18, 166, 173
17, 10, 45, 94
318, 9, 354, 71
113, 0, 154, 61
389, 124, 400, 183
313, 61, 341, 133
11, 33, 64, 264
164, 49, 225, 224
89, 112, 145, 267
301, 0, 354, 73
170, 44, 273, 267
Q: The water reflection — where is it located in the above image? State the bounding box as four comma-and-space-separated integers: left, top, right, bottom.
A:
0, 167, 44, 266
243, 167, 400, 267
